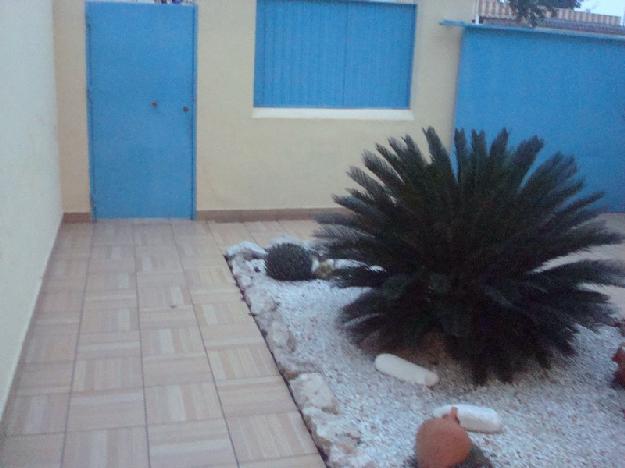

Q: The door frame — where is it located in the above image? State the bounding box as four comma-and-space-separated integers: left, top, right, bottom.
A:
85, 1, 198, 220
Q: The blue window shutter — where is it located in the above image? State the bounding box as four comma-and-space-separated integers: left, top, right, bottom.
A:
254, 0, 416, 109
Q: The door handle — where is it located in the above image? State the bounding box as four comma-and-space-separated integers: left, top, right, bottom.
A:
151, 100, 158, 108
182, 106, 189, 113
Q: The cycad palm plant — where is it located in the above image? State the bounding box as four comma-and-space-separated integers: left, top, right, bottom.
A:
316, 128, 624, 383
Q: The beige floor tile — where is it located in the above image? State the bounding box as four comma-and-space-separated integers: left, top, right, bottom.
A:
4, 393, 69, 435
63, 427, 149, 468
207, 345, 279, 381
141, 327, 204, 357
175, 240, 222, 256
46, 259, 89, 280
86, 272, 136, 291
136, 246, 182, 273
133, 223, 175, 246
244, 221, 283, 233
67, 389, 145, 431
136, 271, 186, 288
90, 245, 135, 261
92, 223, 134, 245
171, 220, 212, 237
201, 320, 264, 349
50, 242, 91, 260
227, 412, 318, 462
24, 333, 77, 364
249, 232, 284, 248
0, 433, 64, 468
32, 312, 81, 335
184, 267, 236, 290
138, 285, 192, 310
143, 355, 213, 387
148, 419, 237, 468
239, 454, 325, 468
72, 356, 142, 392
83, 289, 137, 311
217, 376, 296, 417
37, 291, 83, 313
208, 222, 253, 248
15, 362, 73, 395
41, 275, 86, 293
145, 382, 222, 424
81, 308, 139, 333
139, 306, 198, 329
77, 331, 141, 359
278, 220, 319, 241
190, 289, 242, 305
88, 259, 136, 274
194, 302, 251, 327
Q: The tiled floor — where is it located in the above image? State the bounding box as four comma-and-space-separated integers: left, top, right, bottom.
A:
0, 219, 325, 468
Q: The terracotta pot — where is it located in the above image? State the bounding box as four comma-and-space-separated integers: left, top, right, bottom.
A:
416, 407, 472, 468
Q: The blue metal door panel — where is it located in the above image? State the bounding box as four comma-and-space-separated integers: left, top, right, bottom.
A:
87, 2, 196, 219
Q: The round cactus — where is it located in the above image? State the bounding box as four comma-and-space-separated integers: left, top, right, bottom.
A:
265, 243, 313, 281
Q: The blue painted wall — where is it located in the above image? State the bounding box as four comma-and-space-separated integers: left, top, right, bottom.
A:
254, 0, 416, 109
454, 26, 625, 212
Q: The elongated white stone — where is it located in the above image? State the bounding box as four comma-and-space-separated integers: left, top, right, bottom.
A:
374, 354, 439, 387
432, 404, 503, 433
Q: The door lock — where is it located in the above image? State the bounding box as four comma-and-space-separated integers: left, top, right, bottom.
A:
183, 106, 189, 113
151, 100, 158, 108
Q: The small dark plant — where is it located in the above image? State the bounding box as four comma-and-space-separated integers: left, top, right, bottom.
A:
265, 243, 313, 281
316, 128, 625, 383
508, 0, 581, 26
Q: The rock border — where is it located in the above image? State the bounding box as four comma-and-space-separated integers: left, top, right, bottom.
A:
226, 242, 375, 468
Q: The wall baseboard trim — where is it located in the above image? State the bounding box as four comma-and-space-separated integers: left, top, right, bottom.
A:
196, 208, 345, 223
61, 208, 347, 224
63, 212, 92, 223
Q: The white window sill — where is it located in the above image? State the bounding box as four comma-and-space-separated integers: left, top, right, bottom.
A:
252, 108, 414, 121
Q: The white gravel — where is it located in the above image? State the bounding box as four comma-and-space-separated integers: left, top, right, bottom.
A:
242, 258, 625, 467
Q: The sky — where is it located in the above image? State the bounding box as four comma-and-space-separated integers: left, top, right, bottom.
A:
579, 0, 625, 17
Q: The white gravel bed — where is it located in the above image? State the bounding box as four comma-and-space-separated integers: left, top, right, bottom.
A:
242, 259, 625, 467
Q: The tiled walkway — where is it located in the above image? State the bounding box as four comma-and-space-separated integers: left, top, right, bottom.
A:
0, 220, 324, 468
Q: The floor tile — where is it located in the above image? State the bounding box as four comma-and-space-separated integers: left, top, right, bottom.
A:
0, 433, 64, 468
136, 271, 186, 288
194, 302, 251, 326
41, 275, 86, 293
24, 333, 77, 364
72, 356, 142, 392
133, 223, 175, 246
4, 393, 69, 435
46, 259, 89, 280
148, 419, 237, 468
139, 306, 198, 329
81, 308, 139, 333
138, 284, 192, 310
227, 412, 318, 462
136, 246, 182, 273
208, 223, 253, 248
143, 355, 213, 387
89, 246, 135, 273
15, 362, 73, 395
278, 220, 318, 241
207, 345, 279, 381
77, 331, 141, 359
32, 312, 80, 335
244, 221, 283, 234
171, 220, 212, 237
37, 291, 83, 313
141, 327, 204, 357
90, 245, 135, 261
217, 376, 296, 417
145, 382, 222, 424
184, 267, 236, 291
86, 272, 136, 291
92, 223, 134, 245
201, 320, 264, 349
239, 454, 325, 468
190, 289, 242, 305
67, 389, 145, 431
176, 242, 223, 259
63, 427, 149, 468
83, 289, 137, 311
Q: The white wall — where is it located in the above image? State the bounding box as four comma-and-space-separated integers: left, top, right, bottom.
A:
0, 0, 63, 415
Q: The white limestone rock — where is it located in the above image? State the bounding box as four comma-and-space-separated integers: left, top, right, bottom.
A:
432, 404, 503, 433
302, 407, 361, 461
266, 319, 296, 352
225, 241, 266, 260
374, 353, 439, 387
291, 373, 338, 414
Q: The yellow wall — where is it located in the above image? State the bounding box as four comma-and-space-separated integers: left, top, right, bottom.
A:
0, 0, 63, 414
54, 0, 475, 214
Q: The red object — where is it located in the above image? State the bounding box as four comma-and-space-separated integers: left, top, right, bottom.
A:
416, 407, 472, 468
612, 344, 625, 388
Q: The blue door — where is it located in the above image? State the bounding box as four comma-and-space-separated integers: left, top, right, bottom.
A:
86, 2, 196, 219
